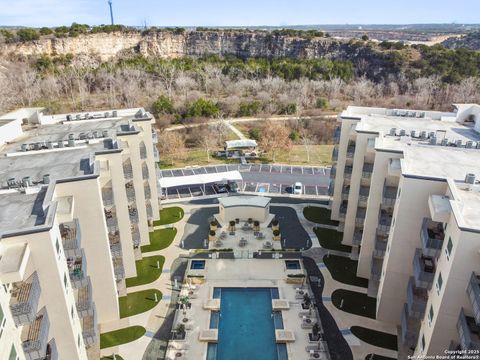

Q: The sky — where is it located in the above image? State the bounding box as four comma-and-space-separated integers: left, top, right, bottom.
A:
0, 0, 478, 28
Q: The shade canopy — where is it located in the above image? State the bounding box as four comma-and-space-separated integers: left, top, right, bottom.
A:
159, 170, 242, 188
225, 139, 257, 149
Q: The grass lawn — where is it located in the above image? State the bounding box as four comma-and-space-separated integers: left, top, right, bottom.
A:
125, 256, 165, 288
332, 289, 376, 319
314, 228, 352, 252
303, 206, 339, 226
365, 355, 396, 360
351, 326, 398, 351
101, 356, 124, 360
141, 228, 177, 253
100, 326, 145, 349
153, 207, 184, 226
323, 254, 369, 288
119, 289, 162, 318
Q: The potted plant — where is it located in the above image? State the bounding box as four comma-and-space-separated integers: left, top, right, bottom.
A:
253, 220, 260, 232
179, 296, 190, 315
302, 293, 311, 310
174, 323, 186, 340
272, 218, 279, 231
273, 229, 281, 241
248, 218, 253, 224
208, 230, 216, 242
229, 220, 236, 232
309, 322, 321, 342
210, 220, 217, 231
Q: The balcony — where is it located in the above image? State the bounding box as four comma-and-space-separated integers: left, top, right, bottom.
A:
140, 145, 147, 160
10, 272, 41, 326
355, 207, 366, 227
366, 138, 375, 153
378, 211, 392, 236
67, 249, 87, 288
129, 207, 139, 223
21, 308, 50, 360
75, 278, 94, 318
370, 257, 383, 282
144, 183, 151, 199
146, 202, 153, 220
358, 186, 370, 207
412, 249, 435, 289
388, 158, 401, 177
344, 166, 353, 180
332, 147, 338, 162
333, 126, 341, 144
152, 130, 158, 144
125, 184, 136, 203
353, 229, 363, 246
105, 210, 118, 233
45, 339, 58, 360
328, 181, 335, 197
341, 186, 350, 201
420, 218, 445, 258
102, 188, 114, 207
346, 145, 355, 159
112, 257, 125, 281
142, 162, 149, 180
109, 232, 122, 258
362, 163, 373, 180
400, 303, 420, 348
81, 305, 98, 346
406, 277, 428, 319
457, 308, 480, 351
123, 163, 133, 180
382, 185, 398, 208
59, 219, 81, 257
373, 238, 387, 258
330, 166, 336, 180
468, 273, 480, 324
339, 206, 347, 220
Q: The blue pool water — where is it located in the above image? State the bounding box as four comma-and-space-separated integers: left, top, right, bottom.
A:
209, 287, 287, 360
285, 260, 301, 270
190, 260, 205, 270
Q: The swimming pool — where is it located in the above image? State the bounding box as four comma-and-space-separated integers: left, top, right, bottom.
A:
285, 260, 301, 270
190, 260, 206, 270
207, 287, 288, 360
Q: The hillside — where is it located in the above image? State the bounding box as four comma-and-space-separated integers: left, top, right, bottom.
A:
442, 31, 480, 50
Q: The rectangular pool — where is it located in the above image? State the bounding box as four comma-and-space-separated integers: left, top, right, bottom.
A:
191, 260, 206, 270
207, 287, 288, 360
285, 260, 301, 270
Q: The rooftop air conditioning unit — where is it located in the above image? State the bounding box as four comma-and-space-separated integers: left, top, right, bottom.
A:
46, 141, 53, 149
58, 140, 64, 148
102, 130, 109, 138
420, 131, 427, 139
21, 144, 28, 152
455, 139, 463, 147
22, 176, 32, 187
43, 174, 50, 184
66, 114, 72, 121
112, 110, 118, 117
68, 139, 75, 147
466, 141, 473, 148
7, 178, 16, 189
428, 132, 435, 138
79, 133, 86, 140
68, 133, 75, 140
465, 173, 476, 185
410, 130, 416, 138
429, 137, 437, 145
441, 138, 449, 146
389, 128, 397, 136
399, 129, 406, 136
105, 112, 109, 118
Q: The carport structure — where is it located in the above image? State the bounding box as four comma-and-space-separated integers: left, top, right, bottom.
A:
158, 170, 243, 197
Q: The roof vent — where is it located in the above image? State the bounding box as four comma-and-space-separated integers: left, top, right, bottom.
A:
389, 128, 397, 136
43, 174, 50, 184
22, 176, 32, 187
465, 173, 476, 184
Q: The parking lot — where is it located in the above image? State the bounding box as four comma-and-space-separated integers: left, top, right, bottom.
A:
158, 164, 331, 200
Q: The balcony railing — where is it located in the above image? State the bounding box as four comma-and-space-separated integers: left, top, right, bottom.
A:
140, 146, 147, 160
333, 127, 340, 144
346, 145, 355, 159
406, 277, 428, 319
59, 219, 81, 257
339, 206, 347, 220
152, 130, 158, 144
468, 272, 480, 324
457, 308, 480, 351
358, 186, 370, 207
330, 166, 336, 180
341, 186, 350, 201
10, 272, 41, 326
355, 207, 366, 227
382, 185, 398, 208
146, 203, 153, 219
420, 218, 445, 258
105, 212, 118, 233
67, 249, 87, 288
328, 181, 334, 197
123, 163, 133, 180
353, 230, 363, 246
142, 163, 149, 180
362, 163, 373, 179
102, 188, 114, 207
81, 305, 98, 346
373, 238, 387, 258
370, 257, 383, 282
412, 248, 435, 289
112, 258, 125, 281
400, 303, 420, 348
109, 232, 122, 258
129, 207, 139, 223
22, 308, 50, 360
75, 277, 94, 318
45, 339, 58, 360
153, 146, 160, 161
144, 184, 151, 199
125, 186, 136, 202
378, 211, 392, 236
344, 166, 353, 180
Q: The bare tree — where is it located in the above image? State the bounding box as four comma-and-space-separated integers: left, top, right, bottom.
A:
158, 131, 186, 166
259, 121, 292, 162
300, 128, 317, 163
196, 124, 224, 162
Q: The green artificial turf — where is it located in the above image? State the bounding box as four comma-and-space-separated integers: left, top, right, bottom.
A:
100, 326, 145, 349
323, 254, 369, 288
153, 206, 184, 226
125, 256, 165, 287
314, 227, 352, 252
303, 206, 339, 226
141, 228, 177, 253
119, 289, 162, 318
332, 289, 377, 319
351, 326, 398, 351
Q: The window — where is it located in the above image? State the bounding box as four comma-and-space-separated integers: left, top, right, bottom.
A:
8, 345, 17, 360
398, 188, 401, 198
421, 334, 425, 351
55, 238, 60, 254
444, 223, 447, 231
64, 273, 68, 289
428, 305, 434, 325
446, 237, 453, 259
436, 273, 443, 295
71, 306, 74, 319
78, 334, 81, 348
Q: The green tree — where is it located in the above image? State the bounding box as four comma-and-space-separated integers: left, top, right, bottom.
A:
55, 26, 70, 37
238, 101, 260, 117
248, 128, 261, 141
69, 23, 89, 37
187, 98, 219, 118
361, 35, 369, 41
39, 27, 53, 36
152, 95, 174, 115
316, 97, 329, 109
289, 130, 300, 142
17, 28, 39, 42
0, 29, 14, 43
282, 103, 297, 115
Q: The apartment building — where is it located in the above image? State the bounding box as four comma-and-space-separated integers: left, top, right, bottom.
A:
0, 107, 160, 359
330, 104, 480, 357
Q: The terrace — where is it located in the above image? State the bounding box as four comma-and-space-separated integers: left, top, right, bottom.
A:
412, 249, 435, 289
400, 304, 420, 350
67, 248, 87, 288
10, 272, 41, 326
102, 187, 114, 207
370, 257, 383, 282
467, 272, 480, 324
74, 278, 94, 318
358, 186, 370, 207
21, 308, 50, 360
406, 277, 428, 319
378, 210, 392, 236
112, 257, 125, 281
457, 308, 480, 351
420, 218, 445, 258
362, 163, 373, 180
81, 306, 98, 346
382, 185, 398, 208
59, 219, 81, 257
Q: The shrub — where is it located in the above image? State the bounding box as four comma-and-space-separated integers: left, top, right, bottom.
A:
273, 230, 280, 236
187, 98, 220, 118
316, 97, 329, 109
238, 101, 260, 117
17, 28, 39, 42
282, 103, 297, 115
289, 130, 300, 141
0, 29, 14, 43
248, 128, 261, 141
209, 230, 216, 236
152, 95, 174, 115
39, 27, 53, 36
361, 35, 369, 41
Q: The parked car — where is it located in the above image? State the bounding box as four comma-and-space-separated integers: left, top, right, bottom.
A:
293, 182, 303, 195
226, 180, 238, 192
213, 183, 228, 193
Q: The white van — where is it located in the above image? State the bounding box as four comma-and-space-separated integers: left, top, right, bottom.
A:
293, 182, 303, 195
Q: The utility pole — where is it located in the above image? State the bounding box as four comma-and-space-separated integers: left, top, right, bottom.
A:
108, 0, 114, 25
